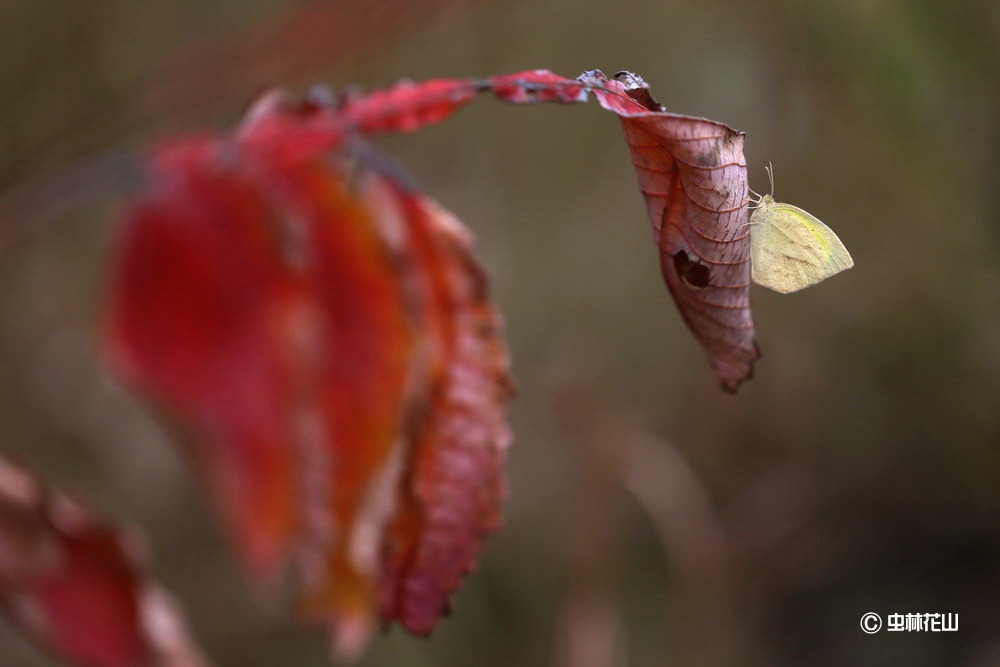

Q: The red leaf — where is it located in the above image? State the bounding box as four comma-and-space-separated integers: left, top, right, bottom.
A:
0, 456, 205, 667
490, 70, 590, 104
341, 79, 480, 136
104, 98, 513, 657
105, 137, 301, 578
377, 180, 513, 635
249, 144, 417, 653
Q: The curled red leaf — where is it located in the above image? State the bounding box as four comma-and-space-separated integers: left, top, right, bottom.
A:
580, 70, 758, 391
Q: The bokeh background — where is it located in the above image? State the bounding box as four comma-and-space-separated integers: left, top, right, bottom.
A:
1, 0, 998, 664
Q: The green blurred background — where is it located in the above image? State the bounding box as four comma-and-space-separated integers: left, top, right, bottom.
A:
1, 0, 998, 664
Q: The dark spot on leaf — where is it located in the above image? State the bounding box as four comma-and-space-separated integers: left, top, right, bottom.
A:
697, 151, 719, 167
673, 251, 711, 289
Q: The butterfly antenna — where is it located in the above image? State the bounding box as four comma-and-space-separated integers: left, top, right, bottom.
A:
766, 161, 775, 197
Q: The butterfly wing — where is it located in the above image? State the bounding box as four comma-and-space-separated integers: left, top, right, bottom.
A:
750, 202, 853, 293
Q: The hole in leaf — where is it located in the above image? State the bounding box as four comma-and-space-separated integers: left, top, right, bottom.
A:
673, 251, 711, 290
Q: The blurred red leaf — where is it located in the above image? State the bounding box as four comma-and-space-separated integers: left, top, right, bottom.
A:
377, 180, 513, 635
247, 127, 417, 653
104, 137, 302, 578
0, 456, 206, 667
105, 95, 514, 656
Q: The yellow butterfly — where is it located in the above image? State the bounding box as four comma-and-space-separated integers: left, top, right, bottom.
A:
748, 165, 854, 294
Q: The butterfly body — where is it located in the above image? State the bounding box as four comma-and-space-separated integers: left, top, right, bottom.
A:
749, 194, 853, 294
